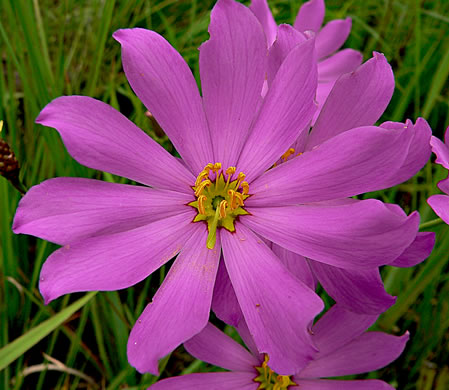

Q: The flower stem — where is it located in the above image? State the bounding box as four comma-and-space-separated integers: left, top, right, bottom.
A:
419, 218, 445, 230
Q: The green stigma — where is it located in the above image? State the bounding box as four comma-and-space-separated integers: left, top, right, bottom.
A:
188, 163, 250, 249
254, 355, 297, 390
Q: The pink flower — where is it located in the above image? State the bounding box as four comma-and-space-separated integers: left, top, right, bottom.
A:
428, 127, 449, 223
250, 0, 363, 119
151, 305, 409, 390
12, 0, 427, 375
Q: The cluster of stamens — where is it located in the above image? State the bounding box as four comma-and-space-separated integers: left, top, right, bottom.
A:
189, 163, 249, 249
254, 355, 297, 390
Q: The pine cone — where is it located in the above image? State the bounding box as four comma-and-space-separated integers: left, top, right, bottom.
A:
0, 137, 20, 181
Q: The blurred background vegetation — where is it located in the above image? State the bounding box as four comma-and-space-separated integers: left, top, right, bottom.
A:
1, 0, 448, 389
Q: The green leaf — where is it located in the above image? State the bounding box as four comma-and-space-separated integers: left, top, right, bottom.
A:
0, 292, 96, 371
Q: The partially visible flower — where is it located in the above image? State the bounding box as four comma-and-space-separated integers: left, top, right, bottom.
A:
238, 50, 435, 315
150, 305, 409, 390
428, 127, 449, 224
250, 0, 363, 119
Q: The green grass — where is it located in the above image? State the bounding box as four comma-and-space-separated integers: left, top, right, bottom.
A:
1, 0, 449, 389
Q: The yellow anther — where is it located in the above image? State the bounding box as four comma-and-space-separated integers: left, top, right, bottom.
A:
224, 166, 236, 189
212, 162, 222, 173
225, 166, 236, 176
195, 170, 209, 187
235, 172, 246, 190
241, 181, 249, 195
281, 148, 295, 162
227, 189, 236, 209
194, 179, 211, 196
234, 192, 244, 207
203, 163, 215, 173
296, 152, 303, 157
198, 195, 207, 215
219, 200, 228, 219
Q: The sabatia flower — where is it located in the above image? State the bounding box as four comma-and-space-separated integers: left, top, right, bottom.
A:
250, 0, 363, 119
239, 22, 435, 315
13, 0, 424, 375
150, 305, 409, 390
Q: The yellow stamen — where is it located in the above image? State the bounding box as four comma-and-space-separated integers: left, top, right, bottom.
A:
219, 200, 228, 219
234, 192, 244, 207
194, 179, 211, 196
203, 163, 214, 173
195, 170, 209, 187
281, 148, 295, 162
225, 166, 236, 176
241, 181, 249, 195
227, 189, 236, 210
212, 162, 222, 173
198, 195, 207, 215
235, 172, 246, 189
224, 166, 236, 189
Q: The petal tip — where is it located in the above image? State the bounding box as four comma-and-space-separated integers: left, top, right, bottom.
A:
112, 28, 128, 43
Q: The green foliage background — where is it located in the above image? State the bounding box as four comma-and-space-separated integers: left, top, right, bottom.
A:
0, 0, 449, 389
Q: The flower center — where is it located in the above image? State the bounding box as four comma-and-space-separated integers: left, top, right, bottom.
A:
254, 355, 297, 390
189, 162, 249, 249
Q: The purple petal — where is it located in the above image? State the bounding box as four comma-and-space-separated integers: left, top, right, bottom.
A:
431, 132, 449, 169
390, 232, 435, 267
149, 372, 258, 390
128, 224, 220, 374
249, 125, 413, 206
428, 194, 449, 224
315, 18, 352, 59
300, 332, 409, 377
313, 80, 335, 124
39, 210, 195, 304
211, 258, 243, 327
293, 0, 325, 33
310, 261, 396, 314
311, 305, 378, 356
221, 224, 324, 375
237, 38, 317, 181
236, 319, 264, 360
185, 322, 258, 372
13, 178, 193, 245
293, 379, 395, 390
250, 0, 278, 47
242, 200, 419, 269
271, 244, 317, 290
376, 118, 432, 188
35, 96, 194, 190
266, 24, 307, 88
306, 53, 394, 149
113, 28, 213, 174
318, 49, 363, 82
200, 0, 267, 169
439, 177, 449, 194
